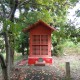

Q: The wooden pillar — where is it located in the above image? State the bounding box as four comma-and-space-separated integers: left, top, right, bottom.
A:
66, 62, 71, 80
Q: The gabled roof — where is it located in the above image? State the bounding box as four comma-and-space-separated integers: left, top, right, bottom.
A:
23, 20, 55, 33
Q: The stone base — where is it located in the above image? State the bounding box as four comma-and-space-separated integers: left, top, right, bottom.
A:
34, 61, 45, 66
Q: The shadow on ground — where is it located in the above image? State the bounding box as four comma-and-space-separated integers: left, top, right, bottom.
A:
11, 65, 65, 80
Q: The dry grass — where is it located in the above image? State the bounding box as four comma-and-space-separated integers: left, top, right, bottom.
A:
63, 47, 80, 55
62, 42, 80, 55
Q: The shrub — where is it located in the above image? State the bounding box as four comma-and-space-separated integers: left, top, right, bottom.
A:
52, 44, 63, 56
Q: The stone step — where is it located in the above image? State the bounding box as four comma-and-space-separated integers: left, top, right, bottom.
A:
35, 61, 45, 66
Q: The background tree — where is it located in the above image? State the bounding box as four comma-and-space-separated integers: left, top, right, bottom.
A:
0, 0, 18, 79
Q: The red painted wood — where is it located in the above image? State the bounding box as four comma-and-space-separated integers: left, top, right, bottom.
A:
29, 25, 52, 57
23, 20, 55, 65
28, 57, 53, 65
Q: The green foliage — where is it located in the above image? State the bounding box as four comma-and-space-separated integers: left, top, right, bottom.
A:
15, 0, 72, 54
52, 44, 63, 56
63, 40, 80, 55
63, 40, 76, 47
52, 39, 80, 56
0, 0, 79, 56
15, 32, 29, 54
51, 32, 64, 56
70, 0, 79, 4
14, 53, 22, 61
25, 10, 53, 24
0, 38, 5, 53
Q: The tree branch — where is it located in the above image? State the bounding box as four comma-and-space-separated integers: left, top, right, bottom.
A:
18, 0, 30, 7
0, 0, 6, 19
18, 0, 48, 8
9, 0, 18, 22
0, 32, 5, 36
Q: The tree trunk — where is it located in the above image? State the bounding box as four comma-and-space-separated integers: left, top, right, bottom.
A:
9, 33, 15, 70
8, 0, 18, 69
0, 54, 8, 80
22, 42, 25, 56
4, 0, 18, 79
1, 0, 18, 79
4, 32, 11, 80
10, 47, 14, 69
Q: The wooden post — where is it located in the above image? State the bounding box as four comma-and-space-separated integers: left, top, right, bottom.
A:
66, 62, 71, 80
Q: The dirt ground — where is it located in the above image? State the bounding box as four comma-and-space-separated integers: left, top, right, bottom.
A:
0, 55, 80, 80
52, 55, 80, 80
10, 54, 80, 80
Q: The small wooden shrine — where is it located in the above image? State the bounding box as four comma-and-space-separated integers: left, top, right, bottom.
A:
23, 20, 55, 65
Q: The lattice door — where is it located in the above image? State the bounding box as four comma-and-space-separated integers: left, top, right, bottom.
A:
33, 35, 40, 44
32, 35, 40, 55
41, 45, 48, 55
41, 35, 48, 55
32, 45, 40, 55
41, 35, 48, 44
32, 35, 48, 55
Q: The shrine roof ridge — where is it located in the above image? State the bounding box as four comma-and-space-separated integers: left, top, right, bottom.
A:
23, 20, 55, 33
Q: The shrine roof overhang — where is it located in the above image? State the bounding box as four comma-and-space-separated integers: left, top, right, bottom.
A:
23, 20, 56, 33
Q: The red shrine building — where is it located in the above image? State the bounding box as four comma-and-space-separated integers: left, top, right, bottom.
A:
23, 20, 55, 65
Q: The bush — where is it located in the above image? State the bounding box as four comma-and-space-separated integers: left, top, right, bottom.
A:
52, 44, 63, 56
